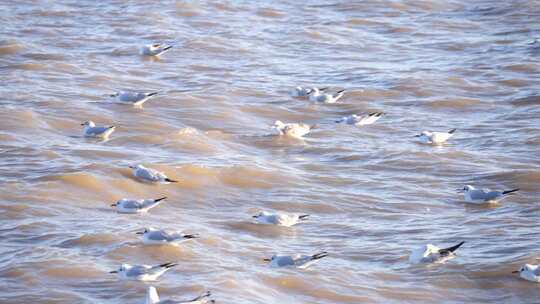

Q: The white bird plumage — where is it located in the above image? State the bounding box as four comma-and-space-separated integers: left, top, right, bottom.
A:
336, 112, 384, 126
111, 197, 166, 214
140, 43, 173, 57
264, 252, 328, 269
308, 88, 345, 103
409, 242, 464, 264
110, 262, 177, 281
110, 91, 159, 106
130, 164, 178, 183
146, 287, 215, 304
272, 120, 315, 138
137, 227, 199, 246
415, 129, 456, 144
458, 185, 520, 204
252, 211, 309, 227
514, 264, 540, 282
81, 121, 115, 138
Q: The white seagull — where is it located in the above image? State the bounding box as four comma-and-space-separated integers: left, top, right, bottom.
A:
252, 211, 309, 227
308, 88, 345, 104
409, 242, 465, 264
137, 227, 199, 246
147, 287, 215, 304
336, 112, 384, 126
140, 43, 173, 57
130, 164, 178, 183
264, 252, 328, 269
111, 197, 167, 214
513, 264, 540, 282
272, 120, 315, 138
110, 262, 177, 281
81, 121, 115, 138
110, 91, 159, 106
458, 185, 519, 204
415, 129, 456, 144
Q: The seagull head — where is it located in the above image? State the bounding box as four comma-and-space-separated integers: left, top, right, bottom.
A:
414, 131, 430, 138
81, 121, 95, 127
513, 264, 537, 275
457, 185, 475, 193
263, 255, 276, 262
272, 120, 285, 129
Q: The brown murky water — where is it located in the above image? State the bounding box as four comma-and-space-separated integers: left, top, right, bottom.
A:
1, 0, 539, 303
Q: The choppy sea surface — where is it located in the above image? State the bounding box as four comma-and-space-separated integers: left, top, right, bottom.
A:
1, 0, 539, 303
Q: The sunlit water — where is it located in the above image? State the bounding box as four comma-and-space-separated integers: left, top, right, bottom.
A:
1, 1, 539, 303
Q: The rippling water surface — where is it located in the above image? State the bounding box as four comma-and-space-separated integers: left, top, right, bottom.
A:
1, 0, 540, 303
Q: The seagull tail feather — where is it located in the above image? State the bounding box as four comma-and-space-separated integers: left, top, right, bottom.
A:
312, 252, 329, 260
439, 241, 465, 255
502, 188, 520, 195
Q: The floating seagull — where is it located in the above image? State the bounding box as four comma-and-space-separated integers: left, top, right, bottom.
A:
335, 112, 384, 126
137, 227, 199, 246
272, 120, 315, 138
414, 129, 456, 144
147, 287, 215, 304
409, 242, 464, 264
253, 211, 309, 227
308, 88, 345, 103
111, 197, 167, 214
110, 262, 177, 281
458, 185, 519, 204
110, 91, 159, 106
81, 121, 115, 138
264, 252, 328, 269
140, 43, 173, 57
513, 264, 540, 282
130, 164, 178, 183
290, 86, 327, 97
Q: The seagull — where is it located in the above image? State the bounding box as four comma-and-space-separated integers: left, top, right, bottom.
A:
140, 43, 173, 57
252, 211, 309, 227
335, 112, 384, 126
290, 86, 327, 97
513, 264, 540, 282
111, 197, 166, 214
308, 88, 345, 103
110, 262, 177, 281
137, 227, 199, 246
130, 164, 178, 183
272, 120, 315, 138
414, 129, 456, 144
409, 242, 465, 264
264, 252, 328, 269
81, 121, 115, 138
147, 287, 215, 304
110, 91, 159, 106
458, 185, 520, 204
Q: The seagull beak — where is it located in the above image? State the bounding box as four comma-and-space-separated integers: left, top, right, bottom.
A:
252, 215, 258, 218
80, 123, 85, 126
110, 203, 117, 207
263, 258, 271, 262
135, 232, 144, 235
109, 270, 118, 274
512, 270, 519, 274
414, 134, 421, 137
319, 87, 328, 91
128, 165, 134, 169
